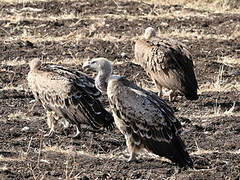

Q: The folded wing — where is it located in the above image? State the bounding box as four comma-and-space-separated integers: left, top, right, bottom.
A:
108, 77, 193, 167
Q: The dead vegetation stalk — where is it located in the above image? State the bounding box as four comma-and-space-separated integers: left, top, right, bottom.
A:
26, 136, 33, 156
36, 134, 43, 169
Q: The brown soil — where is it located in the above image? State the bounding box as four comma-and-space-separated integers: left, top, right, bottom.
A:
0, 0, 240, 179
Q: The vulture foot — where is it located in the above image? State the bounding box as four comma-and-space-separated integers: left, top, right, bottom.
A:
71, 125, 81, 139
169, 90, 177, 102
27, 100, 40, 116
128, 152, 137, 162
162, 89, 177, 101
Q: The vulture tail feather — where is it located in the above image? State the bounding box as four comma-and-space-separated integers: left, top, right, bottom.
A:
144, 135, 193, 168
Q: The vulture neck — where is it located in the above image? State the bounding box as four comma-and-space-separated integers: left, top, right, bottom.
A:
95, 67, 112, 92
30, 67, 39, 73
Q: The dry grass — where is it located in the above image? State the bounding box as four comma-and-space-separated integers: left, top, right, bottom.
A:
213, 101, 236, 116
0, 155, 22, 162
1, 10, 238, 42
191, 148, 240, 155
1, 59, 27, 67
143, 0, 240, 13
158, 29, 238, 41
0, 57, 88, 69
43, 145, 180, 165
216, 56, 240, 67
1, 32, 135, 46
43, 145, 119, 160
0, 9, 215, 23
199, 64, 240, 93
1, 83, 28, 92
2, 0, 239, 12
178, 98, 238, 120
180, 107, 240, 120
199, 81, 240, 93
0, 0, 62, 2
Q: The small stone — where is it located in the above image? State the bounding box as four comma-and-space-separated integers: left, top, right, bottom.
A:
121, 52, 126, 58
21, 126, 30, 132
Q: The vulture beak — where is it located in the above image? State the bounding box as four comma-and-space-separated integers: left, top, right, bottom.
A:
82, 61, 91, 69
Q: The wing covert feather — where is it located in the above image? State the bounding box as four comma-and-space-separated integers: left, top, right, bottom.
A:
28, 64, 114, 131
108, 78, 181, 143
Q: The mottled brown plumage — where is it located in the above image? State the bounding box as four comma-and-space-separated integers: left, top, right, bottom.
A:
27, 59, 114, 137
134, 27, 198, 101
83, 58, 193, 167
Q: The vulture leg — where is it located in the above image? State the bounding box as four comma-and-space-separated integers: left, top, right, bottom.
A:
154, 79, 163, 97
45, 111, 57, 137
126, 137, 138, 162
128, 151, 137, 162
27, 99, 40, 116
72, 125, 81, 138
30, 100, 37, 110
169, 90, 177, 102
61, 122, 81, 138
61, 119, 73, 137
162, 89, 177, 102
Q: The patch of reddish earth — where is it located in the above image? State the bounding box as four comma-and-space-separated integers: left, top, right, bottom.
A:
0, 0, 240, 179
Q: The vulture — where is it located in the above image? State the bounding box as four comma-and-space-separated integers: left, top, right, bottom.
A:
134, 27, 198, 101
27, 59, 114, 137
232, 71, 240, 76
83, 57, 193, 167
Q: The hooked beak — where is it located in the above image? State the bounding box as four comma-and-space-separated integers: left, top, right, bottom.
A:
82, 61, 91, 69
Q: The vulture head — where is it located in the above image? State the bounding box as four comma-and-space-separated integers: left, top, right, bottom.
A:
83, 57, 112, 73
29, 58, 42, 71
83, 57, 113, 92
144, 27, 156, 40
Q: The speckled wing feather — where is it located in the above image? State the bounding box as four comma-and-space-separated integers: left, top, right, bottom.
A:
42, 64, 102, 99
108, 77, 192, 167
29, 64, 114, 131
135, 36, 198, 100
147, 37, 194, 72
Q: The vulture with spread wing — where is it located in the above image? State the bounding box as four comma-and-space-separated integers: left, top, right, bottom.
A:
27, 59, 114, 137
134, 27, 198, 101
83, 57, 193, 167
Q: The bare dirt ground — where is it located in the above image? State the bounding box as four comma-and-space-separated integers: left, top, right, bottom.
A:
0, 0, 240, 179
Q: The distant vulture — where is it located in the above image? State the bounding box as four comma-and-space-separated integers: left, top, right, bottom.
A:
232, 71, 240, 76
134, 27, 198, 101
27, 59, 114, 137
83, 57, 193, 167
